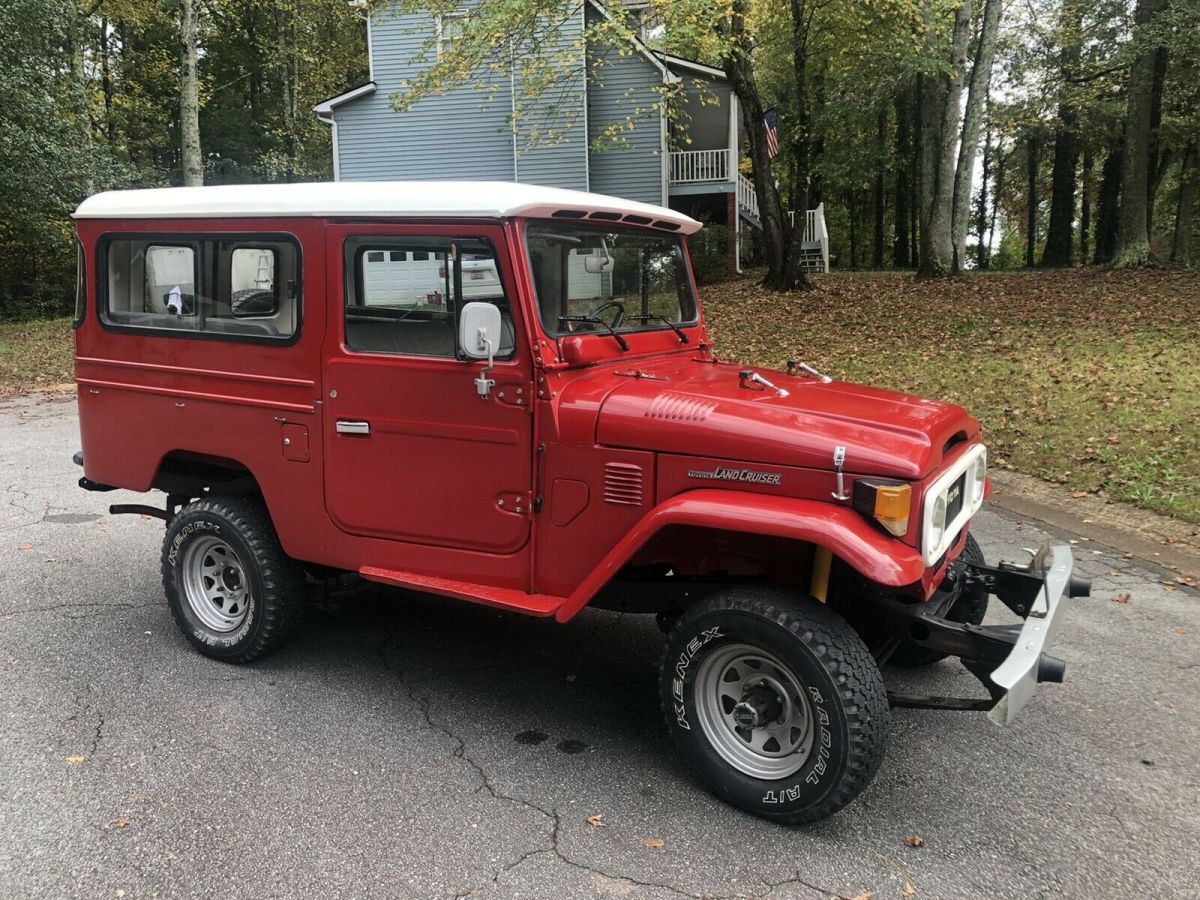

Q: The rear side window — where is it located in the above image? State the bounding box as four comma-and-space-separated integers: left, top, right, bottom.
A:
100, 235, 299, 341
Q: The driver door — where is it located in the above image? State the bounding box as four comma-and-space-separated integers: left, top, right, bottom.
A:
321, 223, 533, 555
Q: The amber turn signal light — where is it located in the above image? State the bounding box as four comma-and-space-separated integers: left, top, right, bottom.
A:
852, 478, 912, 537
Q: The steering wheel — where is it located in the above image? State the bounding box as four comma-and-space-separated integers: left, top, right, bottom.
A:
586, 300, 626, 329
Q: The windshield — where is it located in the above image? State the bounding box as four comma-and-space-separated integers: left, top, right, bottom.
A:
525, 222, 697, 340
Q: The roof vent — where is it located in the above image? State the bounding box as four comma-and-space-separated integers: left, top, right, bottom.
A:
551, 209, 588, 219
589, 211, 623, 221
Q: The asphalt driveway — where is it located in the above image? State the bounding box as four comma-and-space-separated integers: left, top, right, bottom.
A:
1, 393, 1198, 899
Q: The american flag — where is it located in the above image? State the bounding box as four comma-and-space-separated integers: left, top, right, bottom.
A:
763, 108, 779, 159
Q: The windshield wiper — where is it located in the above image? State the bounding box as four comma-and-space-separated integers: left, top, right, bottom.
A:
627, 313, 689, 344
558, 315, 629, 351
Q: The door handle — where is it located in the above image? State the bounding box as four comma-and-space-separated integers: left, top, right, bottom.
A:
336, 420, 371, 436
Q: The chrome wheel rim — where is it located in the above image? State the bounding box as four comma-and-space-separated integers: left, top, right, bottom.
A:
694, 643, 815, 780
182, 536, 251, 633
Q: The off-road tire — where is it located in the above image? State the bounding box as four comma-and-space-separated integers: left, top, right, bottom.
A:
162, 496, 305, 663
660, 586, 889, 825
889, 533, 987, 668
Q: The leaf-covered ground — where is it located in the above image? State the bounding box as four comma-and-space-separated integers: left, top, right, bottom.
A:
0, 318, 73, 395
703, 267, 1200, 524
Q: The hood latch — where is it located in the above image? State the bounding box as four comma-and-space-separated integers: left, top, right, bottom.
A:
739, 369, 789, 398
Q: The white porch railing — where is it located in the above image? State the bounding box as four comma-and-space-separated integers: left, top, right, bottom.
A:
787, 203, 829, 273
669, 149, 731, 184
737, 174, 759, 221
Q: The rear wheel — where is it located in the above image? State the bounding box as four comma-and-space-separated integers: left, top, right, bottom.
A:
162, 497, 305, 663
660, 586, 889, 825
889, 533, 987, 668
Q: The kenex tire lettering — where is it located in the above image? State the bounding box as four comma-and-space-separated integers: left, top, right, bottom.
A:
763, 685, 830, 804
672, 626, 723, 730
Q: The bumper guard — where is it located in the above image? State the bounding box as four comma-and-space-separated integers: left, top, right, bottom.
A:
878, 542, 1088, 724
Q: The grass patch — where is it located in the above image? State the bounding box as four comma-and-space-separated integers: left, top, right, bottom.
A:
704, 267, 1200, 524
0, 318, 74, 394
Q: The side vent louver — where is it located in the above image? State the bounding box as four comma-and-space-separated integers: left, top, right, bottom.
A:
604, 462, 644, 506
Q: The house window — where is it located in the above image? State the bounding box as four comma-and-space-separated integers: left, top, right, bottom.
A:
436, 11, 467, 58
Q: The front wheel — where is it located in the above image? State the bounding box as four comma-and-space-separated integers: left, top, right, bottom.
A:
162, 496, 306, 663
660, 587, 889, 825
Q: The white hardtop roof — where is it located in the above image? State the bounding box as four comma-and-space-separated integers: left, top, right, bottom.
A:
74, 181, 703, 235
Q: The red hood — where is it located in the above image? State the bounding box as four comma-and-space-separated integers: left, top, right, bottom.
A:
585, 358, 978, 479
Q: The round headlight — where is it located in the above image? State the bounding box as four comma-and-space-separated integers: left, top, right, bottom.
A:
928, 495, 947, 548
972, 449, 987, 501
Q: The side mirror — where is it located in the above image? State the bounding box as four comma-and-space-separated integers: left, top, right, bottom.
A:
583, 254, 614, 275
458, 302, 502, 399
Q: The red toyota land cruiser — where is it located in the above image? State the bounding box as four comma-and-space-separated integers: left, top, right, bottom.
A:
72, 182, 1087, 824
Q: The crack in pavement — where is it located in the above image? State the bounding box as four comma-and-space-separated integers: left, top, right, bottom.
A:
2, 600, 160, 618
375, 626, 715, 900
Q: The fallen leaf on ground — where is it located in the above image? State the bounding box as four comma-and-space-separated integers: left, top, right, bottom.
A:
901, 883, 917, 899
904, 835, 924, 848
586, 815, 605, 827
112, 818, 130, 828
1177, 628, 1189, 635
1112, 592, 1130, 604
1071, 491, 1088, 499
849, 892, 874, 900
565, 674, 577, 683
65, 755, 86, 765
642, 837, 665, 849
18, 544, 32, 552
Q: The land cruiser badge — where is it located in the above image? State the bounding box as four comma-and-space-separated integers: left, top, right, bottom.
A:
686, 466, 782, 486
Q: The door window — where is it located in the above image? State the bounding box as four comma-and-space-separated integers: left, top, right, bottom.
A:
344, 237, 514, 359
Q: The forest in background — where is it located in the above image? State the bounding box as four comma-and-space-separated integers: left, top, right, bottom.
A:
1, 0, 1197, 317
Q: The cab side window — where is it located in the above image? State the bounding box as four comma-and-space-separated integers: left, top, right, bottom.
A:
100, 235, 299, 341
343, 237, 513, 359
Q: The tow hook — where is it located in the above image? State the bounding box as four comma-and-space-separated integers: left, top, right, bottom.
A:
1067, 574, 1091, 598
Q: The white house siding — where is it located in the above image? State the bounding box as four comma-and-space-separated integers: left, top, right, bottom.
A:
333, 2, 587, 189
585, 10, 666, 205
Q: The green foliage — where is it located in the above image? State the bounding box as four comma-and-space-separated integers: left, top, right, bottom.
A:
688, 220, 735, 284
0, 0, 367, 320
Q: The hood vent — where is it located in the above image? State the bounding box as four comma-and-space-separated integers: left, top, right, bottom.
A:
604, 462, 644, 506
645, 391, 717, 422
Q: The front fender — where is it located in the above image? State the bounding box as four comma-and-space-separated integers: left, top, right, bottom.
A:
555, 489, 927, 622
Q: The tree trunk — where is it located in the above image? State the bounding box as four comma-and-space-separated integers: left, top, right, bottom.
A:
1041, 121, 1078, 266
1040, 1, 1083, 267
1080, 148, 1092, 262
847, 191, 859, 268
873, 107, 886, 269
893, 88, 911, 268
275, 2, 297, 182
951, 0, 1002, 272
910, 81, 920, 267
719, 0, 809, 291
918, 1, 971, 278
1172, 144, 1198, 266
974, 125, 991, 269
988, 143, 1004, 264
1094, 142, 1121, 263
180, 0, 203, 187
779, 0, 816, 287
1145, 45, 1169, 235
1113, 0, 1167, 267
1026, 134, 1040, 267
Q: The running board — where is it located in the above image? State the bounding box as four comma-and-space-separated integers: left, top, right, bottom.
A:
358, 566, 564, 617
